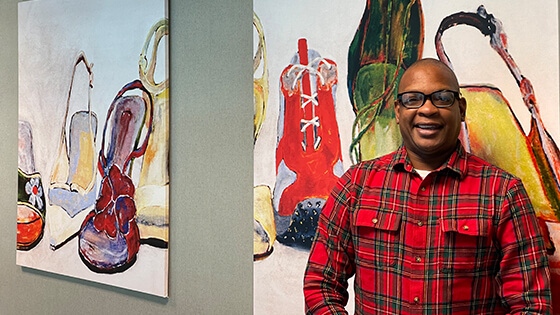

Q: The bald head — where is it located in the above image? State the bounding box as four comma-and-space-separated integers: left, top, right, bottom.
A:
398, 58, 460, 93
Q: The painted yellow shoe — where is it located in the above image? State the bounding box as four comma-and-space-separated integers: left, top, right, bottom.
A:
135, 19, 170, 246
254, 185, 275, 260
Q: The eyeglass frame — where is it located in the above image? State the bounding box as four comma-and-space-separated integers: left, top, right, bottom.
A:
396, 89, 461, 109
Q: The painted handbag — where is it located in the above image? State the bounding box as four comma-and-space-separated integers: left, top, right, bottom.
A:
47, 51, 98, 249
435, 5, 560, 245
347, 0, 423, 162
135, 18, 170, 245
253, 12, 269, 143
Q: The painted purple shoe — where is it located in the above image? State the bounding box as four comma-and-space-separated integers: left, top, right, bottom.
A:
78, 80, 152, 273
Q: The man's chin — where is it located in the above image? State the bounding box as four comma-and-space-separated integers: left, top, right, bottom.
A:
409, 141, 453, 157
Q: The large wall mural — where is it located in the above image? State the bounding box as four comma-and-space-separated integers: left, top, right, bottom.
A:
253, 1, 560, 313
18, 0, 169, 297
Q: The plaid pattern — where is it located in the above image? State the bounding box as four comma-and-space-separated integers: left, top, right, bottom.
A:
304, 143, 551, 314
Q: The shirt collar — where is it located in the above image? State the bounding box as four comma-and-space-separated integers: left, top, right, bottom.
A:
391, 141, 467, 178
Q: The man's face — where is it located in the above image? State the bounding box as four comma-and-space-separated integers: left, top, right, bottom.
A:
395, 62, 466, 166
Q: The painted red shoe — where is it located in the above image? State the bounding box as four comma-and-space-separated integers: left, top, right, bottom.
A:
78, 80, 152, 273
274, 38, 343, 249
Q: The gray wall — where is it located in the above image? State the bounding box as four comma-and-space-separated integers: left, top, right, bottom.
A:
0, 0, 253, 314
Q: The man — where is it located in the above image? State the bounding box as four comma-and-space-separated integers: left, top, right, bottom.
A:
303, 58, 552, 314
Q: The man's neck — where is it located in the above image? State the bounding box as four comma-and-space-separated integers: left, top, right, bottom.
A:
407, 149, 453, 171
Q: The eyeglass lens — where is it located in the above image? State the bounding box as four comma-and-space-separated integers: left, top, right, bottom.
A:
399, 90, 458, 108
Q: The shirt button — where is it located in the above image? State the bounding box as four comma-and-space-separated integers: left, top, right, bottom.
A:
415, 256, 422, 263
414, 296, 420, 304
417, 221, 423, 227
462, 225, 469, 231
420, 187, 426, 191
372, 218, 378, 224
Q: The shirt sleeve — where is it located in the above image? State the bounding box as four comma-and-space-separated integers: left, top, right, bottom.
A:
303, 168, 357, 314
495, 179, 552, 314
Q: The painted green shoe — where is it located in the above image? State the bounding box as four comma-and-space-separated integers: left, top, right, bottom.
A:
347, 0, 424, 162
17, 121, 46, 250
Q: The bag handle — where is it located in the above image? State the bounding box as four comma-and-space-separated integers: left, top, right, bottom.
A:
62, 51, 95, 134
139, 19, 168, 94
435, 5, 560, 191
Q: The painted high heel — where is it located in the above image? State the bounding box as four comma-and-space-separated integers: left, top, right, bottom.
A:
47, 51, 98, 249
49, 51, 97, 216
17, 121, 46, 250
135, 19, 170, 245
78, 80, 153, 273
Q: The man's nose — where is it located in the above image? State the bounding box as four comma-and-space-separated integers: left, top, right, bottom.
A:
417, 98, 439, 115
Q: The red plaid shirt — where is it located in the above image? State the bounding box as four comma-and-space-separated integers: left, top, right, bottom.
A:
304, 143, 551, 314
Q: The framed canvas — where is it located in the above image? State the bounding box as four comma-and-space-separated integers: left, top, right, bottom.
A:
18, 0, 169, 297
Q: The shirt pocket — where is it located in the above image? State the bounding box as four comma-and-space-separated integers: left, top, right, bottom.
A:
354, 208, 402, 268
440, 217, 495, 274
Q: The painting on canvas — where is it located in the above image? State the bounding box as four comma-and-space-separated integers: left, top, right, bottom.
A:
17, 0, 169, 297
253, 0, 560, 313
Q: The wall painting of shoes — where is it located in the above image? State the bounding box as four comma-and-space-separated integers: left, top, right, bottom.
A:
18, 0, 169, 297
254, 1, 559, 314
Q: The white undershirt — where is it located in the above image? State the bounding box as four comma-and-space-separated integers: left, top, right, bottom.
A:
415, 169, 431, 179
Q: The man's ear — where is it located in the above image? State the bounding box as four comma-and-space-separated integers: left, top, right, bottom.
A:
459, 97, 467, 121
394, 100, 400, 124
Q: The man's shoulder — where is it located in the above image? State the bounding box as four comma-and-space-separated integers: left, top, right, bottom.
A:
465, 152, 518, 180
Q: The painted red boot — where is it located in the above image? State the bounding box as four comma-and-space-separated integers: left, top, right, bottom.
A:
274, 38, 343, 249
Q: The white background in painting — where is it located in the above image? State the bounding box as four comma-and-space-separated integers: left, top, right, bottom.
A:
18, 0, 168, 297
253, 1, 559, 314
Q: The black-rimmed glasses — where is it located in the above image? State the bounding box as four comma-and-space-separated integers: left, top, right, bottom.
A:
397, 90, 460, 109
